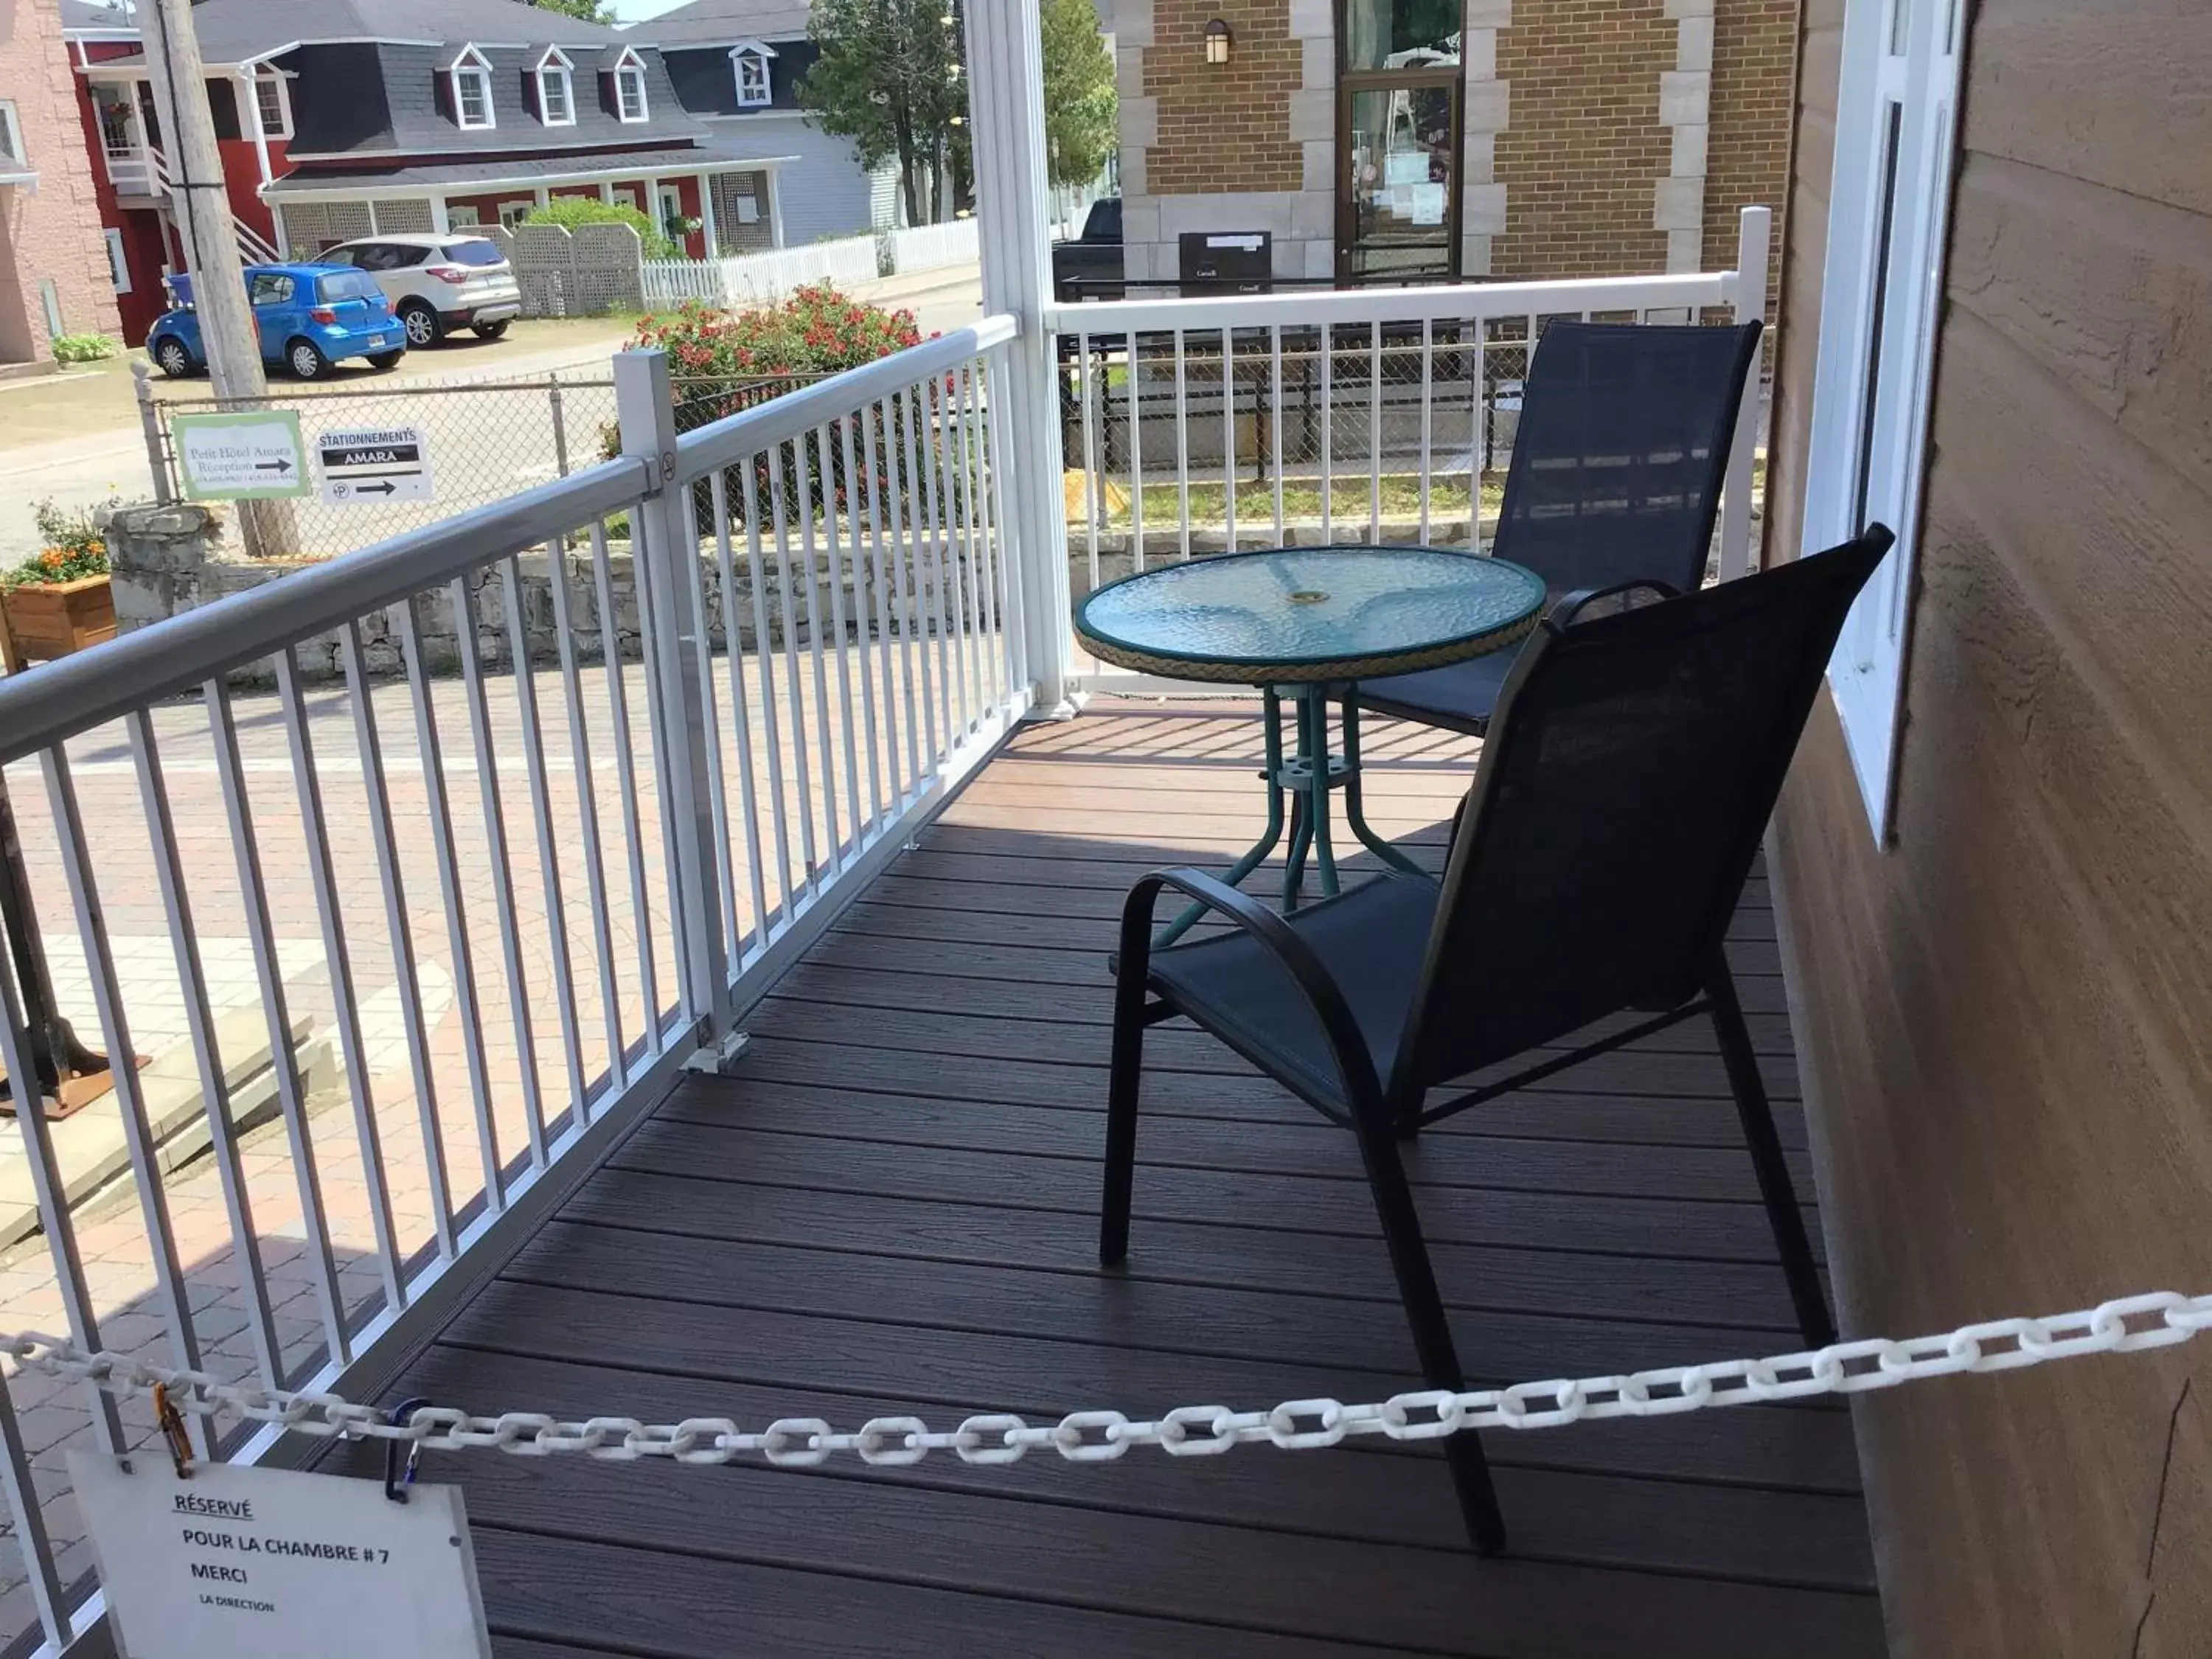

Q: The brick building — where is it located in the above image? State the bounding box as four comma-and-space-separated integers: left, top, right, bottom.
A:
1113, 0, 1794, 291
0, 0, 122, 366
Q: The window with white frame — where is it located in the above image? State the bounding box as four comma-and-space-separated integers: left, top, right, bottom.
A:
450, 46, 496, 131
733, 46, 773, 108
0, 100, 26, 170
103, 228, 131, 293
613, 49, 650, 122
1801, 0, 1967, 841
252, 70, 291, 139
537, 49, 575, 125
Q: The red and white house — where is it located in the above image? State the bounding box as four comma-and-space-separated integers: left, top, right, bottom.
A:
58, 0, 816, 343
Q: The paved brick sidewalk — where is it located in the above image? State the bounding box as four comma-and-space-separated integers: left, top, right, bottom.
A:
0, 622, 979, 1640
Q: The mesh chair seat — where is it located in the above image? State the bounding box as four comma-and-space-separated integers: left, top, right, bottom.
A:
1352, 650, 1517, 737
1147, 874, 1439, 1114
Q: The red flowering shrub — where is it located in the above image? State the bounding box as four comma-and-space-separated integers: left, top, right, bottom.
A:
633, 284, 922, 427
620, 286, 954, 535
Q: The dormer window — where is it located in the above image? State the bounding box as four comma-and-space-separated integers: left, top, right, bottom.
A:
536, 46, 575, 126
731, 43, 774, 108
251, 69, 293, 139
449, 45, 495, 131
611, 46, 650, 123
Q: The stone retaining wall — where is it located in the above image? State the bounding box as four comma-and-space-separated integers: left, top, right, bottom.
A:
103, 502, 886, 678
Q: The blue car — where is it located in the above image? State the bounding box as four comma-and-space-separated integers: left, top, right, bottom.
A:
147, 262, 407, 381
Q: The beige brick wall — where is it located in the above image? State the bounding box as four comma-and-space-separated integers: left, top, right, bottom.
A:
1701, 0, 1795, 313
1129, 0, 1798, 287
1144, 0, 1304, 195
0, 0, 122, 364
1491, 0, 1676, 280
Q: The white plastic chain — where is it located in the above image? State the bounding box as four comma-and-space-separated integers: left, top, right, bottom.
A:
7, 1288, 2207, 1470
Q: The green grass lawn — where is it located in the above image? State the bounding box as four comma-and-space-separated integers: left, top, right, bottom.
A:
1081, 473, 1505, 530
1074, 458, 1765, 532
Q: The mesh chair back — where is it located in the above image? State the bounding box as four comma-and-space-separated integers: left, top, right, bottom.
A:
1492, 321, 1761, 598
1392, 529, 1894, 1096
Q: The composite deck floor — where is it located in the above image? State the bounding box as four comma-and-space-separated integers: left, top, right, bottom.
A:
339, 704, 1888, 1659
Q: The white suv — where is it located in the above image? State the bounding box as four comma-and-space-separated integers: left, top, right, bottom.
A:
319, 234, 523, 348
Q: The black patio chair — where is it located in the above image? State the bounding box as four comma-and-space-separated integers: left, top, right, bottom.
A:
1355, 317, 1764, 738
1100, 526, 1895, 1557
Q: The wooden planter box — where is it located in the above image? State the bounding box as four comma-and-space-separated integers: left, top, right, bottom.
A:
0, 576, 114, 672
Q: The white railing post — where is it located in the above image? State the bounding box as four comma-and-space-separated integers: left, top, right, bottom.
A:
614, 347, 736, 1059
964, 0, 1077, 716
1717, 204, 1772, 581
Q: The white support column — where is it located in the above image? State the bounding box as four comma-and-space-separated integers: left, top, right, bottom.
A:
534, 185, 551, 210
1717, 205, 1770, 582
698, 171, 718, 257
613, 347, 736, 1056
239, 66, 273, 189
598, 180, 615, 206
766, 167, 785, 248
429, 195, 451, 234
963, 0, 1076, 714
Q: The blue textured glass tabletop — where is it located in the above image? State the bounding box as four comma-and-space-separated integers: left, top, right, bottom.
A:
1074, 546, 1548, 684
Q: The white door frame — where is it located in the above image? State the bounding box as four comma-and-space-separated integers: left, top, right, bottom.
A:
1801, 0, 1969, 841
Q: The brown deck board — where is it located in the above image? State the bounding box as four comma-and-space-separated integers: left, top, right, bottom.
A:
349, 706, 1884, 1658
564, 1166, 1817, 1328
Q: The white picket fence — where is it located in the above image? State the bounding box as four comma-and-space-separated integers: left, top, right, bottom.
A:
641, 233, 884, 309
888, 217, 981, 275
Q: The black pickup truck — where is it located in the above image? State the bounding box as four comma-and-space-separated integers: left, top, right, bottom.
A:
1050, 198, 1123, 301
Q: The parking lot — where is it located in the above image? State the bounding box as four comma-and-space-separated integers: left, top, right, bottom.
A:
0, 265, 984, 565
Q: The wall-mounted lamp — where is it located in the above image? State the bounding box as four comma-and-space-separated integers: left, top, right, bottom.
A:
1204, 19, 1233, 65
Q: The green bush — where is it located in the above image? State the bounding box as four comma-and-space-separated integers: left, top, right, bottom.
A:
51, 333, 117, 364
521, 197, 680, 260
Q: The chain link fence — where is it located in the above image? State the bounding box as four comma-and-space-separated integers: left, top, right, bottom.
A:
145, 372, 838, 560
150, 375, 619, 559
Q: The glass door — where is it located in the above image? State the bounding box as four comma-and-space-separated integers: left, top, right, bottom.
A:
1336, 0, 1464, 284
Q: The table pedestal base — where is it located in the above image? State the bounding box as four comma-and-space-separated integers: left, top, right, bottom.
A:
1155, 684, 1428, 947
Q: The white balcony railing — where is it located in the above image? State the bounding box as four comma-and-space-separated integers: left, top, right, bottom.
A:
0, 318, 1024, 1655
101, 142, 168, 198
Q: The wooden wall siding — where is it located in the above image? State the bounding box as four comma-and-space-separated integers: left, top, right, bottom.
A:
1763, 0, 2212, 1652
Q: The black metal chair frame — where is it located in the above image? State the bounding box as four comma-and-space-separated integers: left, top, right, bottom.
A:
1099, 540, 1894, 1557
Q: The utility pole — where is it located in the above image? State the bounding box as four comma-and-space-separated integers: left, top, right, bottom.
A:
141, 0, 291, 556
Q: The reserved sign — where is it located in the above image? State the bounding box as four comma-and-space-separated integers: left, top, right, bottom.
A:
68, 1453, 493, 1659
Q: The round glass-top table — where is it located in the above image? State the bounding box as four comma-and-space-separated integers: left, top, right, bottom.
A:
1074, 546, 1546, 939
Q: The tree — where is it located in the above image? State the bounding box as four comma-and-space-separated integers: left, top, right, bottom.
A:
524, 0, 615, 20
799, 0, 965, 226
1040, 0, 1116, 190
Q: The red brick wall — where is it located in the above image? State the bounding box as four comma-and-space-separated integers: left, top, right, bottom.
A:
1703, 0, 1795, 312
1144, 0, 1303, 195
1490, 0, 1675, 279
0, 4, 123, 361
